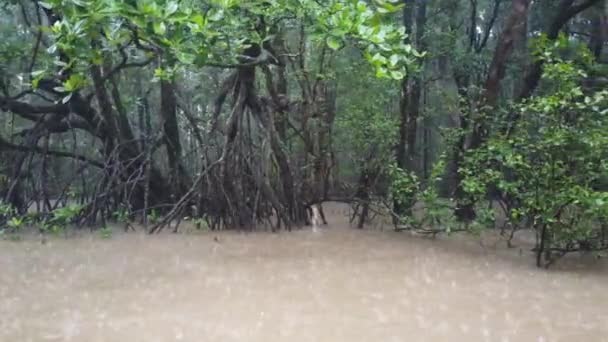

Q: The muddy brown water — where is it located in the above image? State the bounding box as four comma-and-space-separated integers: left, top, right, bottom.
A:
1, 203, 607, 342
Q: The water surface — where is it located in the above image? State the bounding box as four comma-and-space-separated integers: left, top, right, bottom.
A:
1, 203, 607, 341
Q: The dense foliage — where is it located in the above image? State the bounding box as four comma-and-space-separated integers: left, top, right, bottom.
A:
461, 45, 608, 266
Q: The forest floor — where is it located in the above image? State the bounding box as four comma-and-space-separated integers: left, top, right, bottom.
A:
1, 203, 607, 341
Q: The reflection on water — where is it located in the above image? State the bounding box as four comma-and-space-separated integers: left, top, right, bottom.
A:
1, 203, 607, 342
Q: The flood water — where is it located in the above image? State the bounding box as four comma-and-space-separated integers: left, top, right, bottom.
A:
1, 203, 607, 342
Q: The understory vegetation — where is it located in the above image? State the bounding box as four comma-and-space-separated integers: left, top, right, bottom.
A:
0, 0, 606, 267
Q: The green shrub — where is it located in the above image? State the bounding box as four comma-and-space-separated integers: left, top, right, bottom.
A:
461, 50, 608, 266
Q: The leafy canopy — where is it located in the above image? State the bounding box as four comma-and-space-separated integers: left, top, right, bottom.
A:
35, 0, 421, 93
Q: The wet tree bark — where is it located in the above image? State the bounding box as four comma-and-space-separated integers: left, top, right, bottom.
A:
160, 77, 189, 197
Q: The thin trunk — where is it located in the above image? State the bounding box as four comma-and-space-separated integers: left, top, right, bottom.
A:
395, 0, 426, 218
355, 169, 372, 229
143, 97, 152, 228
273, 30, 289, 142
396, 0, 416, 171
160, 77, 185, 196
421, 79, 430, 180
406, 0, 427, 169
41, 134, 51, 212
483, 0, 532, 109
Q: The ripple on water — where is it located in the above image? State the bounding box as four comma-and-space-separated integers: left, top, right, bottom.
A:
1, 203, 607, 342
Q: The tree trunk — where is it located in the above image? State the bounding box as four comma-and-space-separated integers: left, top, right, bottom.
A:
395, 0, 416, 172
355, 169, 374, 229
589, 6, 607, 60
454, 0, 532, 222
395, 0, 425, 219
160, 77, 188, 197
518, 0, 602, 100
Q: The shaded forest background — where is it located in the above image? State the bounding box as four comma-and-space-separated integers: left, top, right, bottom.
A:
0, 0, 607, 267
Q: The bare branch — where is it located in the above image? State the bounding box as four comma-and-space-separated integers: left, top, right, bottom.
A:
476, 0, 503, 53
0, 135, 104, 168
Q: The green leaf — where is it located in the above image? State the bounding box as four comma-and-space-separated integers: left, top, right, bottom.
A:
326, 36, 342, 50
389, 54, 400, 67
389, 70, 405, 80
38, 1, 54, 9
63, 74, 86, 92
191, 14, 205, 28
176, 52, 195, 64
375, 67, 388, 78
62, 93, 73, 104
153, 21, 167, 35
166, 1, 179, 16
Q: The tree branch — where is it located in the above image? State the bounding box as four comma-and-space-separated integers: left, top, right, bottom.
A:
518, 0, 602, 99
476, 0, 502, 53
0, 97, 69, 120
100, 45, 156, 84
0, 135, 104, 168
